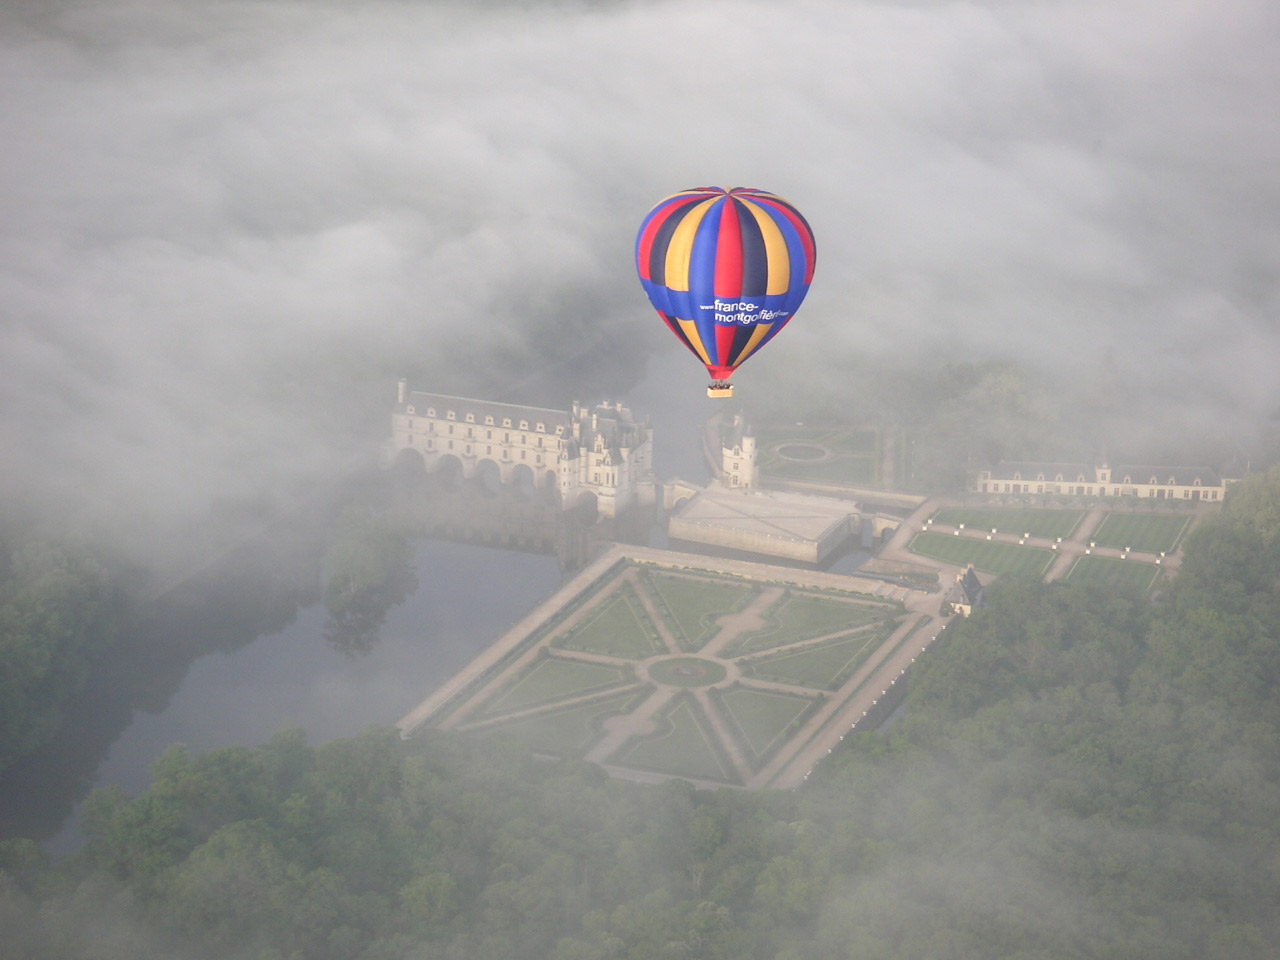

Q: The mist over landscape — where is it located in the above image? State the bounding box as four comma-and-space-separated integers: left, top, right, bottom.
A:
3, 0, 1278, 554
3, 1, 1280, 958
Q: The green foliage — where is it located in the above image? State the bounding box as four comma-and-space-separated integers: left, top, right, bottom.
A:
6, 471, 1280, 959
322, 505, 418, 656
0, 535, 122, 773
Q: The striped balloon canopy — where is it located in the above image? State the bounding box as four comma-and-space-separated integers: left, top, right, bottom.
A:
636, 186, 816, 395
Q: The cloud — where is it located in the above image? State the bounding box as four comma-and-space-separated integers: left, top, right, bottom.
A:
2, 0, 1277, 546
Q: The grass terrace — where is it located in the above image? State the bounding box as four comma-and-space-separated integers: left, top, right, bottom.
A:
1089, 513, 1192, 554
929, 507, 1085, 540
1064, 555, 1163, 593
909, 532, 1056, 578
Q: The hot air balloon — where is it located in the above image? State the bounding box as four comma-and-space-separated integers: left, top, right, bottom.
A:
636, 186, 816, 397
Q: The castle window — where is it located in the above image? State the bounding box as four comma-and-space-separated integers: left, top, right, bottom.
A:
504, 433, 510, 443
448, 424, 453, 435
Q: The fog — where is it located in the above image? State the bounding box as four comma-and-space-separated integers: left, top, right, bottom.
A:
3, 0, 1278, 551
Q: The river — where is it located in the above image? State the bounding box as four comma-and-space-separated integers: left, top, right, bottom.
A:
27, 348, 871, 853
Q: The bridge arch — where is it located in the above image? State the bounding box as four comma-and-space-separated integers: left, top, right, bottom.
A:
511, 463, 536, 498
475, 458, 503, 496
391, 447, 428, 487
434, 453, 464, 489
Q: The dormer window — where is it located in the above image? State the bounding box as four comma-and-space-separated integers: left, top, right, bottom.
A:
426, 408, 435, 417
446, 411, 456, 420
555, 426, 565, 435
1194, 478, 1202, 485
485, 416, 494, 425
1036, 473, 1045, 481
1013, 473, 1022, 481
465, 413, 475, 423
503, 418, 512, 428
406, 405, 415, 415
520, 420, 528, 430
1123, 476, 1131, 484
1149, 476, 1158, 484
1055, 474, 1063, 482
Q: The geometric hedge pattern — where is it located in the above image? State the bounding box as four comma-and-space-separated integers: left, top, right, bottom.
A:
426, 560, 902, 787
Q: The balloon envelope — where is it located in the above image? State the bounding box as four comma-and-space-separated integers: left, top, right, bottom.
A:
635, 186, 816, 385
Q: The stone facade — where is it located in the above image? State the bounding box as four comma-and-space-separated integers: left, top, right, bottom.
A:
972, 460, 1237, 502
943, 564, 985, 617
387, 381, 655, 518
720, 413, 757, 490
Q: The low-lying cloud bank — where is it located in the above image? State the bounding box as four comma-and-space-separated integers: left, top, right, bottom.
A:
3, 0, 1276, 546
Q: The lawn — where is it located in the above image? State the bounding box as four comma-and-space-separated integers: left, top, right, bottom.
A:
493, 689, 647, 757
909, 532, 1055, 578
482, 657, 633, 716
717, 687, 817, 767
730, 594, 891, 655
616, 696, 737, 783
1089, 512, 1191, 553
929, 507, 1085, 539
1064, 555, 1162, 593
551, 585, 664, 659
754, 424, 880, 487
742, 632, 882, 690
643, 570, 758, 650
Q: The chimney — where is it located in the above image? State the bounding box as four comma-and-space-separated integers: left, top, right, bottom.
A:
397, 378, 407, 405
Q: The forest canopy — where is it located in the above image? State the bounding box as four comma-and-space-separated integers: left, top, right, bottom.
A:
3, 469, 1279, 959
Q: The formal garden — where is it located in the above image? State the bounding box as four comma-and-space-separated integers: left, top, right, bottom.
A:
423, 558, 904, 786
753, 424, 882, 487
